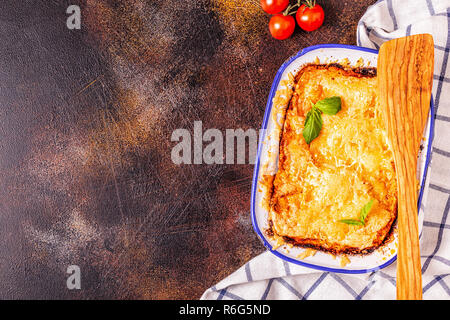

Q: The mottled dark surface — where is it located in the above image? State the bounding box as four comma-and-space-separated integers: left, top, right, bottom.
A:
0, 0, 375, 299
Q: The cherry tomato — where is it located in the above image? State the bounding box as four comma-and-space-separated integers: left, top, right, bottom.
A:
260, 0, 290, 14
269, 14, 295, 40
296, 3, 325, 32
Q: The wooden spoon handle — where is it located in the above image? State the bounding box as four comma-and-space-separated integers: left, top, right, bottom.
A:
396, 163, 422, 300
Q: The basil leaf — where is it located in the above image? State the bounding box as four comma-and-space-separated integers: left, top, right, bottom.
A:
359, 199, 374, 224
315, 96, 341, 115
302, 107, 323, 144
338, 199, 374, 227
339, 219, 365, 226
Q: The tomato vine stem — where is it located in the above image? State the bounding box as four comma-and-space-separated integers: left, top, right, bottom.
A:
302, 0, 317, 9
282, 2, 300, 16
284, 0, 318, 16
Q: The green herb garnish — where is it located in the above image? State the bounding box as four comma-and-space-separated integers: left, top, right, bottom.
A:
302, 107, 323, 144
303, 96, 341, 144
339, 199, 374, 226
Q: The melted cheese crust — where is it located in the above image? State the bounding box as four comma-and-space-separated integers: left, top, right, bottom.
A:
269, 64, 397, 254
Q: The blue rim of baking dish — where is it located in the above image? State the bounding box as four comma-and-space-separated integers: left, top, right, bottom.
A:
250, 44, 435, 274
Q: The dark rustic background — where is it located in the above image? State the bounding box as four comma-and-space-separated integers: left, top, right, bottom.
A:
0, 0, 375, 299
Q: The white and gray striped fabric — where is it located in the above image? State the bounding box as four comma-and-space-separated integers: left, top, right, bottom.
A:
201, 0, 450, 300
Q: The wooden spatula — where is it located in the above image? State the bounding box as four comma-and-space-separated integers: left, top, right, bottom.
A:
378, 34, 434, 300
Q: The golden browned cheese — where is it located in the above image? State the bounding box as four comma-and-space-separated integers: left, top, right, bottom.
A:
269, 64, 397, 255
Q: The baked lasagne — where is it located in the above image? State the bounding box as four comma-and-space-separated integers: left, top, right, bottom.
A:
268, 63, 397, 255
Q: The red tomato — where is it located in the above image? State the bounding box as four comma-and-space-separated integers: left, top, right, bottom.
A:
269, 14, 295, 40
260, 0, 289, 14
296, 4, 325, 32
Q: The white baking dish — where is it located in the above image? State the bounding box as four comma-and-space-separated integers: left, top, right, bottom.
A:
251, 44, 434, 273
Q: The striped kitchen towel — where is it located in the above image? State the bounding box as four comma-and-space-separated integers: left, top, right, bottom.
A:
201, 0, 450, 300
